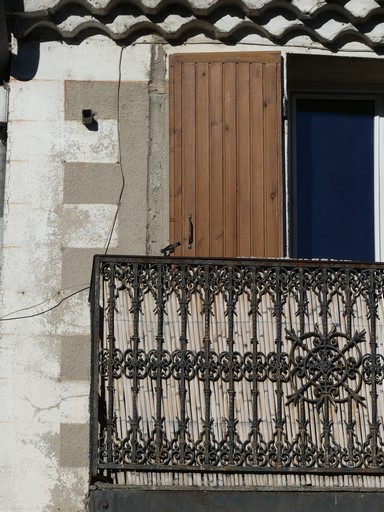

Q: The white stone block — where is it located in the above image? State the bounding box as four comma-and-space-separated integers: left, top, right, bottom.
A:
4, 204, 59, 247
62, 204, 118, 248
0, 305, 52, 337
0, 335, 60, 380
9, 80, 64, 122
0, 381, 37, 422
9, 378, 90, 424
5, 160, 63, 208
7, 121, 63, 162
0, 466, 58, 512
55, 291, 92, 336
34, 37, 151, 81
0, 245, 62, 297
0, 86, 9, 123
1, 422, 59, 468
64, 120, 118, 163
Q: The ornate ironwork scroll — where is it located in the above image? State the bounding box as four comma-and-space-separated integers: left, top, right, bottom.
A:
91, 257, 384, 478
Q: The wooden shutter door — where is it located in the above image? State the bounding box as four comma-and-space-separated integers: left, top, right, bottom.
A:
169, 52, 282, 258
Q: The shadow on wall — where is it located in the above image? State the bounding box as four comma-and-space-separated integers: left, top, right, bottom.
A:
0, 0, 9, 81
4, 0, 40, 82
5, 0, 24, 11
11, 40, 40, 81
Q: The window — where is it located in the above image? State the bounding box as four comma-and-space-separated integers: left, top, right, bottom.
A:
169, 52, 384, 261
288, 54, 384, 262
292, 95, 377, 261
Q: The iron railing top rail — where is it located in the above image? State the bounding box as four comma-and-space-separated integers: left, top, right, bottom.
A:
92, 254, 384, 269
90, 255, 384, 304
90, 254, 384, 304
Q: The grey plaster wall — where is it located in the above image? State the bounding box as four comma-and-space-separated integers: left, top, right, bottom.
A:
62, 46, 169, 291
146, 44, 169, 255
61, 62, 168, 293
57, 44, 169, 500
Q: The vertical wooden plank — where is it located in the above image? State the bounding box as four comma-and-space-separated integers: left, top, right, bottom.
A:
237, 62, 251, 256
210, 62, 224, 257
195, 61, 210, 256
169, 59, 183, 256
223, 62, 237, 258
250, 62, 265, 256
182, 62, 197, 256
264, 61, 283, 257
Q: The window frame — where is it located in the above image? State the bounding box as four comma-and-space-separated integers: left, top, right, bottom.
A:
289, 91, 384, 262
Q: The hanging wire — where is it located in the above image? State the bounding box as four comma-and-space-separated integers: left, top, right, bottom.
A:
0, 286, 89, 321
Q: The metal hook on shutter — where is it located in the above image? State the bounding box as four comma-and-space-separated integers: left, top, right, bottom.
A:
188, 213, 193, 249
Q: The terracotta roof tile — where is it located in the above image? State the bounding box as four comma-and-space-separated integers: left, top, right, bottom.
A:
10, 0, 384, 49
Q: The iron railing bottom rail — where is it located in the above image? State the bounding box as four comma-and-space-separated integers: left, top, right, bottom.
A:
97, 463, 384, 475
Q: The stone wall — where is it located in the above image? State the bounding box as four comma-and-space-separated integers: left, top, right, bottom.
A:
2, 8, 384, 508
0, 36, 167, 512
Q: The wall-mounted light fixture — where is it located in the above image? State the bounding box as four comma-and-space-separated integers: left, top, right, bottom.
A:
82, 109, 95, 126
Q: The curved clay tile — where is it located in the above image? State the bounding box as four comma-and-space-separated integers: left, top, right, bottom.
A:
10, 0, 384, 48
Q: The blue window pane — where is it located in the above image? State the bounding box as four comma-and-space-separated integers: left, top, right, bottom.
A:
295, 99, 375, 261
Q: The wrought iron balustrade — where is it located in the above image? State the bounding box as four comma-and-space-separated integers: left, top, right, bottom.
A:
90, 256, 384, 480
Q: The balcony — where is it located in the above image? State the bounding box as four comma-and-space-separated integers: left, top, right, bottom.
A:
90, 256, 384, 486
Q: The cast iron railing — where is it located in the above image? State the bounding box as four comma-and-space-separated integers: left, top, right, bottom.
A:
90, 256, 384, 480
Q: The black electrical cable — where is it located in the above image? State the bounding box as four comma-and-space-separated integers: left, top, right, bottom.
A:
0, 286, 89, 321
